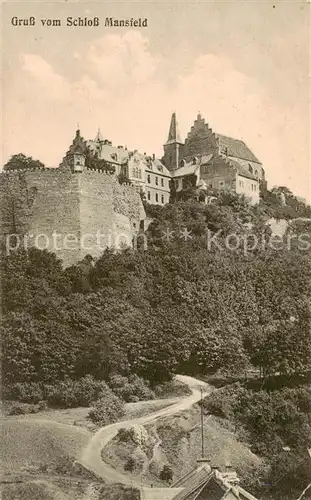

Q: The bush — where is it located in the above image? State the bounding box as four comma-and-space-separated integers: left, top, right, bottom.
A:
117, 428, 134, 443
159, 465, 173, 482
124, 456, 136, 472
88, 388, 125, 426
202, 383, 245, 419
45, 375, 110, 408
8, 402, 41, 415
154, 380, 192, 398
4, 382, 44, 404
108, 374, 155, 402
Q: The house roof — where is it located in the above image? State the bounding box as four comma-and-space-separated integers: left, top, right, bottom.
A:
170, 465, 258, 500
228, 158, 258, 181
171, 154, 213, 178
216, 134, 261, 164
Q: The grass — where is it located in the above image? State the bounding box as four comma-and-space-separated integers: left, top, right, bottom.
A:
1, 419, 91, 473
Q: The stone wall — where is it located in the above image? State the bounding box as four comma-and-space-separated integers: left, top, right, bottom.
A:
200, 160, 236, 191
0, 168, 145, 266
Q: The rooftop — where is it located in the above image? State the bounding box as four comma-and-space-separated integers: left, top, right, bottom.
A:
216, 134, 261, 164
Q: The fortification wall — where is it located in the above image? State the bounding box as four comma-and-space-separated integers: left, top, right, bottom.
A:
0, 169, 81, 265
0, 168, 145, 266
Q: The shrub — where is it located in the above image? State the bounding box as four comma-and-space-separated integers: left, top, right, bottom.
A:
4, 382, 44, 404
160, 465, 173, 482
108, 374, 155, 402
124, 456, 136, 472
202, 383, 245, 419
45, 375, 109, 408
117, 428, 134, 443
88, 389, 125, 426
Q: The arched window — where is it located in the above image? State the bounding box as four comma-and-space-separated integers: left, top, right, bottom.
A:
249, 164, 253, 174
255, 169, 258, 177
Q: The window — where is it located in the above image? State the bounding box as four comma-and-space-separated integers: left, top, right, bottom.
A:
147, 174, 150, 183
255, 169, 258, 177
161, 195, 164, 204
239, 180, 244, 188
249, 164, 253, 174
155, 176, 158, 186
254, 184, 257, 191
155, 193, 159, 202
161, 178, 164, 187
219, 181, 224, 188
147, 191, 151, 201
209, 183, 213, 188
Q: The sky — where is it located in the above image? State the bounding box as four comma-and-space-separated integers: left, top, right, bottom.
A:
2, 0, 310, 201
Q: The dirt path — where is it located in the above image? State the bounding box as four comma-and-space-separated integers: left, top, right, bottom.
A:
76, 375, 211, 490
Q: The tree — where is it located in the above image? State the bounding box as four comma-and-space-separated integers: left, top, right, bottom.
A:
160, 465, 173, 482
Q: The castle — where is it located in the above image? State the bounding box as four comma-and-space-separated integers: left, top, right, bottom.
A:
0, 112, 264, 265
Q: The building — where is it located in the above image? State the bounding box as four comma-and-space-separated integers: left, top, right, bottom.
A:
141, 461, 258, 500
163, 113, 264, 205
0, 129, 146, 266
84, 128, 171, 206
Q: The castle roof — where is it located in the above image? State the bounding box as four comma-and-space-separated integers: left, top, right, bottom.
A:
165, 112, 183, 145
87, 140, 129, 164
216, 134, 261, 164
94, 128, 104, 142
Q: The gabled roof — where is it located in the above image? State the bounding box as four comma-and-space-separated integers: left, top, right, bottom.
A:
227, 158, 258, 181
171, 154, 213, 178
216, 134, 261, 164
170, 465, 258, 500
147, 157, 172, 177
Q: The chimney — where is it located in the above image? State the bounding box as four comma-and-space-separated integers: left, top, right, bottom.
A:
152, 153, 155, 161
196, 458, 211, 472
211, 465, 219, 471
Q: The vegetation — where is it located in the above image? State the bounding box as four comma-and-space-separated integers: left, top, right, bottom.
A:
88, 389, 125, 426
3, 153, 45, 171
1, 187, 311, 498
203, 383, 311, 498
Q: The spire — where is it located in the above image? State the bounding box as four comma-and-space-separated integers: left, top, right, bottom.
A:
166, 112, 182, 144
95, 128, 103, 142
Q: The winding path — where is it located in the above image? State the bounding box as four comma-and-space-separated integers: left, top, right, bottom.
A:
77, 375, 211, 489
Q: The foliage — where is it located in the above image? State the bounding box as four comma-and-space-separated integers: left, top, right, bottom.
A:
88, 389, 125, 426
109, 374, 155, 402
98, 485, 140, 500
3, 153, 45, 171
159, 465, 173, 482
124, 456, 136, 472
204, 385, 311, 498
44, 376, 110, 408
8, 402, 46, 415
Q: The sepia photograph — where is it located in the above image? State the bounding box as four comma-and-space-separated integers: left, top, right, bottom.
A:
1, 1, 311, 499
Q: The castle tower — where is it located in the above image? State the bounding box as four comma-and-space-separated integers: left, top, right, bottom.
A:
72, 129, 86, 172
163, 112, 184, 171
